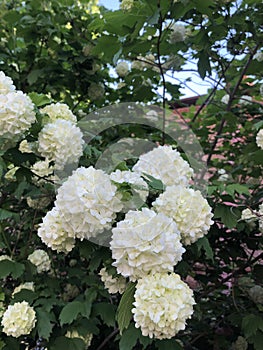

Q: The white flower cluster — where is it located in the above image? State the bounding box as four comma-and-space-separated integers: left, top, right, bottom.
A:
66, 330, 93, 348
19, 139, 35, 153
153, 185, 213, 245
131, 54, 158, 72
120, 0, 134, 11
132, 273, 195, 339
40, 102, 77, 124
55, 166, 122, 240
27, 249, 51, 273
38, 207, 75, 253
12, 282, 35, 296
248, 285, 263, 304
111, 208, 184, 281
115, 61, 129, 77
99, 267, 127, 294
0, 255, 12, 262
1, 301, 36, 337
38, 119, 84, 170
239, 95, 252, 106
254, 52, 263, 62
132, 145, 193, 187
231, 336, 248, 350
0, 90, 36, 142
110, 169, 148, 210
170, 24, 187, 43
256, 129, 263, 150
0, 71, 15, 94
221, 94, 230, 104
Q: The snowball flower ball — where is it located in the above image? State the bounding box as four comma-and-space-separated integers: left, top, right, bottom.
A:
120, 0, 134, 11
27, 249, 51, 273
0, 91, 36, 140
256, 129, 263, 150
170, 24, 187, 43
153, 185, 213, 245
99, 267, 127, 294
132, 145, 193, 187
1, 301, 36, 337
38, 119, 84, 170
38, 206, 76, 253
0, 71, 16, 94
110, 170, 148, 210
132, 272, 195, 339
55, 166, 123, 240
115, 61, 129, 77
110, 208, 185, 281
40, 102, 77, 124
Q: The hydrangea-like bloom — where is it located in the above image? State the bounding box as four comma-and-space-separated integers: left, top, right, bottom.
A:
1, 301, 36, 337
110, 170, 148, 210
120, 0, 134, 11
132, 272, 195, 339
170, 24, 187, 43
19, 140, 35, 153
254, 52, 263, 62
153, 185, 213, 245
232, 336, 248, 350
256, 129, 263, 150
26, 196, 51, 210
241, 208, 258, 222
0, 91, 36, 140
132, 145, 193, 187
248, 285, 263, 304
55, 167, 123, 240
116, 61, 129, 77
27, 249, 51, 273
99, 267, 127, 294
38, 207, 75, 253
110, 208, 185, 281
66, 330, 93, 347
12, 282, 35, 296
38, 119, 84, 170
0, 71, 16, 94
40, 103, 77, 124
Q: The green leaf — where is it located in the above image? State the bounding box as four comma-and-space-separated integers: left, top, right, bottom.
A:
119, 323, 140, 350
242, 314, 263, 338
59, 301, 83, 326
0, 260, 25, 279
156, 339, 183, 350
50, 337, 85, 350
0, 209, 18, 221
28, 92, 52, 107
93, 302, 116, 327
249, 331, 263, 350
142, 173, 165, 191
116, 282, 136, 334
197, 51, 211, 79
226, 184, 250, 197
36, 308, 54, 340
196, 236, 214, 262
214, 204, 239, 228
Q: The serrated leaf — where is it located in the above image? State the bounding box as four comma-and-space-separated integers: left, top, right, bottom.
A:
116, 282, 136, 334
93, 302, 116, 327
214, 204, 238, 228
197, 51, 211, 79
36, 308, 54, 340
119, 324, 140, 350
142, 173, 165, 191
156, 339, 183, 350
59, 301, 83, 326
28, 92, 52, 107
50, 337, 85, 350
196, 236, 214, 261
242, 314, 263, 338
0, 260, 25, 279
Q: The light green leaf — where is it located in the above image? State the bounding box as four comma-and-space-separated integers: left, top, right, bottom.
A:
59, 301, 83, 326
116, 282, 136, 334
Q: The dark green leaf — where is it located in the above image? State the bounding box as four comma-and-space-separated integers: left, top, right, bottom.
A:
116, 282, 136, 334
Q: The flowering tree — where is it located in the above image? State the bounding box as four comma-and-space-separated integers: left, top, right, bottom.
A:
0, 1, 262, 350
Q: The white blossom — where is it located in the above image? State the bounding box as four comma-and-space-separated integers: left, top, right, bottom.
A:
232, 336, 248, 350
19, 139, 35, 153
26, 196, 51, 210
12, 282, 35, 297
40, 102, 77, 124
239, 95, 252, 105
27, 249, 51, 273
248, 285, 263, 304
258, 203, 263, 233
66, 330, 93, 347
153, 185, 213, 245
241, 208, 258, 222
110, 208, 185, 281
254, 52, 263, 62
0, 255, 12, 262
116, 61, 129, 77
55, 166, 122, 240
221, 94, 230, 104
120, 0, 134, 11
170, 24, 187, 43
0, 71, 16, 94
99, 267, 127, 294
256, 129, 263, 150
38, 119, 84, 170
132, 272, 195, 339
132, 145, 193, 187
37, 206, 76, 253
1, 301, 36, 337
0, 91, 36, 141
